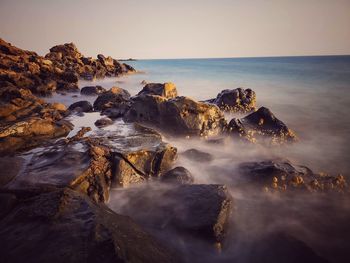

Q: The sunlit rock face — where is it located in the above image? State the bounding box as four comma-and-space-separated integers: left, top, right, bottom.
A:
227, 106, 297, 144
206, 88, 256, 113
125, 95, 227, 137
0, 189, 176, 263
137, 82, 178, 98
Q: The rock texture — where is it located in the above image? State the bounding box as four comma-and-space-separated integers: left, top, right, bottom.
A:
138, 82, 178, 98
68, 100, 93, 112
80, 85, 106, 96
207, 88, 256, 113
182, 148, 214, 162
125, 95, 227, 136
161, 166, 194, 184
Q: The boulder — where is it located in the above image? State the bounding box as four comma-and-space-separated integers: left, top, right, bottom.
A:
51, 102, 67, 112
182, 148, 213, 162
138, 82, 178, 98
0, 189, 176, 263
109, 184, 233, 243
68, 100, 93, 112
161, 166, 194, 184
125, 95, 227, 137
81, 85, 106, 96
94, 117, 113, 128
238, 159, 348, 193
93, 87, 131, 110
228, 107, 297, 143
207, 88, 256, 113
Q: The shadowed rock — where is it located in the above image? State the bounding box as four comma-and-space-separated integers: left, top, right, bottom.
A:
94, 117, 113, 128
138, 82, 178, 98
161, 166, 194, 184
68, 100, 93, 112
81, 85, 106, 96
182, 148, 213, 162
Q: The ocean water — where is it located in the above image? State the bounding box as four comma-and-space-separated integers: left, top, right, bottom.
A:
83, 55, 350, 175
74, 56, 350, 262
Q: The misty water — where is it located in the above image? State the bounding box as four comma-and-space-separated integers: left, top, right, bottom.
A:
49, 56, 350, 263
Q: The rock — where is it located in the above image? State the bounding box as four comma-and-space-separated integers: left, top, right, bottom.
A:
138, 82, 178, 98
0, 118, 72, 154
0, 189, 176, 263
238, 159, 348, 193
94, 117, 113, 128
182, 148, 213, 162
51, 102, 67, 112
68, 100, 93, 112
0, 193, 17, 219
228, 107, 297, 143
161, 167, 194, 184
0, 156, 24, 186
125, 95, 227, 137
207, 88, 256, 113
81, 85, 106, 96
110, 184, 233, 243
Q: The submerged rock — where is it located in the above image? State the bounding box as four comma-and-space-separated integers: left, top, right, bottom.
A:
125, 95, 227, 136
111, 184, 233, 244
0, 189, 176, 263
161, 166, 194, 184
207, 88, 256, 113
182, 148, 213, 162
68, 100, 93, 112
138, 82, 178, 98
238, 159, 348, 193
228, 107, 297, 143
80, 85, 106, 96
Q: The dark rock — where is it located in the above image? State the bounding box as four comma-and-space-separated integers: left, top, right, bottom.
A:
0, 156, 24, 186
94, 117, 113, 128
0, 193, 17, 219
207, 88, 256, 113
81, 85, 106, 95
182, 148, 213, 162
238, 159, 348, 193
68, 100, 93, 112
228, 107, 297, 143
161, 167, 194, 184
110, 184, 233, 243
93, 87, 131, 112
138, 82, 178, 98
0, 189, 176, 263
125, 95, 227, 137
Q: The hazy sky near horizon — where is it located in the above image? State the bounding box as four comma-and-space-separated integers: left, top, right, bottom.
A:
0, 0, 349, 59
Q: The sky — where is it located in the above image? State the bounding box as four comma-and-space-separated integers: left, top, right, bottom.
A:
0, 0, 349, 59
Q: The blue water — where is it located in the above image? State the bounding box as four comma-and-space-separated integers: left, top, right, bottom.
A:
84, 56, 350, 174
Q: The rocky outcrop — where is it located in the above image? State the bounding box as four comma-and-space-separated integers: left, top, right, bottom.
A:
80, 85, 106, 96
111, 184, 233, 244
125, 95, 227, 137
182, 148, 213, 162
161, 166, 194, 184
138, 82, 178, 98
238, 159, 348, 193
207, 88, 256, 113
228, 107, 297, 144
0, 189, 176, 263
68, 100, 93, 112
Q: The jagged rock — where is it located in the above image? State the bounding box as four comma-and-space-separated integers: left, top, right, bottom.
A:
0, 189, 176, 263
238, 159, 348, 193
110, 184, 233, 243
182, 148, 213, 162
94, 117, 113, 128
207, 88, 256, 113
68, 100, 93, 112
161, 167, 194, 184
138, 82, 178, 98
81, 85, 106, 96
125, 95, 227, 136
228, 107, 297, 143
0, 118, 72, 154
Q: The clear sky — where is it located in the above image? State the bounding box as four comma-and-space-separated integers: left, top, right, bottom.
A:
0, 0, 349, 59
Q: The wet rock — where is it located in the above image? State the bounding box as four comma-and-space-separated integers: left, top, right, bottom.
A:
182, 148, 213, 162
161, 167, 194, 184
81, 85, 106, 96
68, 100, 93, 112
228, 107, 297, 143
125, 95, 227, 136
111, 184, 233, 243
0, 118, 72, 154
138, 82, 178, 98
0, 189, 176, 263
238, 159, 348, 193
0, 156, 24, 186
94, 117, 113, 128
207, 88, 256, 113
93, 87, 131, 113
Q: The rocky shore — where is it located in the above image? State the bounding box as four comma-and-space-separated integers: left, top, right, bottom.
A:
0, 39, 348, 263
